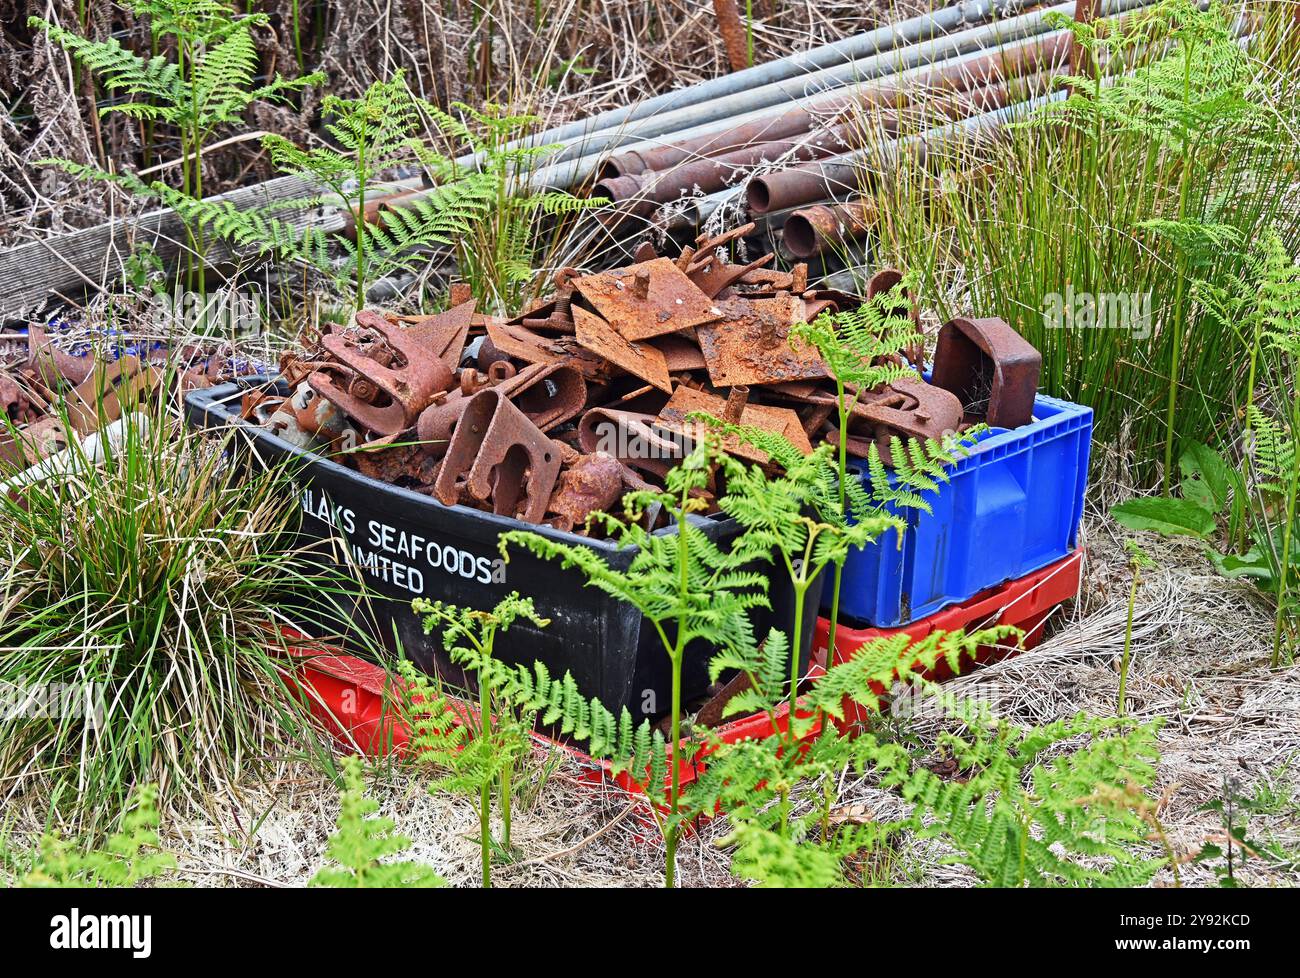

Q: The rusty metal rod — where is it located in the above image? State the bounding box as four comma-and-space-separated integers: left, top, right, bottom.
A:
505, 0, 1029, 170
597, 28, 1071, 182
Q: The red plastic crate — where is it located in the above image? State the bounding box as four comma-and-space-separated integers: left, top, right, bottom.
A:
273, 548, 1080, 800
274, 639, 823, 800
814, 548, 1083, 723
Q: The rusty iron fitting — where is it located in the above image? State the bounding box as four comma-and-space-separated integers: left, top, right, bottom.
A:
311, 310, 454, 434
723, 385, 750, 424
853, 377, 964, 454
546, 452, 626, 533
930, 316, 1041, 429
432, 389, 564, 524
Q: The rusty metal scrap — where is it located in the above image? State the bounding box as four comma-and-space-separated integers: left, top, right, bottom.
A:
571, 257, 721, 341
696, 293, 828, 387
311, 310, 456, 435
573, 305, 673, 393
655, 385, 812, 463
433, 388, 564, 525
931, 315, 1041, 429
545, 452, 625, 532
246, 238, 1041, 536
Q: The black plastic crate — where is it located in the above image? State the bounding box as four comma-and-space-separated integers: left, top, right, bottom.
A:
185, 379, 815, 722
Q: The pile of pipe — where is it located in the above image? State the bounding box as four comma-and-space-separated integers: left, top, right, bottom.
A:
247, 229, 1041, 535
350, 0, 1177, 274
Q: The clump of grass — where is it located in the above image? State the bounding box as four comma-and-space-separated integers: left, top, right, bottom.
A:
0, 401, 350, 829
858, 0, 1300, 486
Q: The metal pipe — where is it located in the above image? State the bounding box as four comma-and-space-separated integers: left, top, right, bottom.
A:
749, 90, 1067, 214
782, 200, 881, 259
490, 0, 1028, 169
525, 0, 1158, 193
598, 29, 1071, 181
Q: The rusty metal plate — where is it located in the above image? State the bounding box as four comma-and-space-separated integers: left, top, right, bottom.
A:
696, 294, 828, 387
572, 306, 671, 393
655, 385, 813, 463
483, 320, 607, 382
572, 257, 721, 341
652, 331, 707, 372
65, 356, 160, 435
396, 298, 478, 364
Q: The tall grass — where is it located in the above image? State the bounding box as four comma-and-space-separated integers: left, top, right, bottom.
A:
857, 0, 1300, 487
0, 397, 355, 829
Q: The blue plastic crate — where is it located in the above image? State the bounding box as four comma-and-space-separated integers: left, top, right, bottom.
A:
827, 393, 1092, 627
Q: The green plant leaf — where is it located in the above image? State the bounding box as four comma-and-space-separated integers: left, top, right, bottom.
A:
1110, 497, 1216, 538
1179, 442, 1233, 512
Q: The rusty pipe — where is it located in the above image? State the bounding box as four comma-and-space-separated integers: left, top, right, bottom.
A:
782, 200, 880, 259
747, 77, 1055, 214
511, 0, 1029, 172
592, 128, 857, 215
597, 29, 1071, 183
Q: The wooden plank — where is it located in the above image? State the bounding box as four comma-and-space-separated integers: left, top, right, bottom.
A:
0, 174, 341, 320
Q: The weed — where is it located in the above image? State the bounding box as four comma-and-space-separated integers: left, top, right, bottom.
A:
406, 593, 548, 887
862, 0, 1300, 484
19, 783, 175, 887
1118, 540, 1156, 716
0, 401, 352, 826
31, 0, 320, 295
310, 756, 445, 887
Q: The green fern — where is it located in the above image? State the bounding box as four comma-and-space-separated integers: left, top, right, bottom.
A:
687, 624, 1012, 886
784, 274, 982, 663
884, 711, 1167, 887
405, 593, 552, 887
32, 0, 320, 295
309, 756, 445, 888
500, 439, 768, 886
20, 784, 175, 887
422, 100, 603, 314
692, 632, 1168, 887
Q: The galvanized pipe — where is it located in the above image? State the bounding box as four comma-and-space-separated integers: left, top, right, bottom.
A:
493, 0, 1028, 169
525, 0, 1158, 193
598, 29, 1072, 181
747, 92, 1065, 215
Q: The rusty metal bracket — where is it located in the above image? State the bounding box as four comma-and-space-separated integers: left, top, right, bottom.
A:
311, 310, 455, 434
433, 389, 563, 524
495, 361, 588, 432
866, 268, 925, 367
930, 316, 1040, 429
687, 251, 775, 300
853, 377, 964, 460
